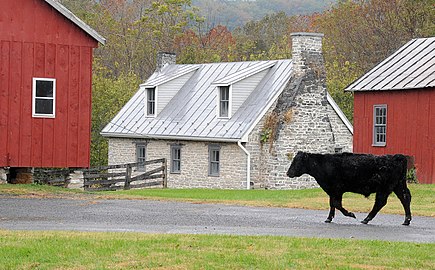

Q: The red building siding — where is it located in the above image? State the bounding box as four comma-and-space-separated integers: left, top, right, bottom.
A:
353, 88, 435, 184
0, 0, 98, 168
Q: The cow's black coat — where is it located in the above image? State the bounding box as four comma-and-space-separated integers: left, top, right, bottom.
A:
287, 152, 412, 225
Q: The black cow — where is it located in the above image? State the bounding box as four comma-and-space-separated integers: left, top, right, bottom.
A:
287, 152, 412, 225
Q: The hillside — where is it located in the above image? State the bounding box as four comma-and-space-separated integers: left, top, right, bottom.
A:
192, 0, 336, 28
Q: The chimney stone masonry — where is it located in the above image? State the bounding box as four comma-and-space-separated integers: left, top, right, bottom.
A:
156, 52, 176, 71
290, 32, 324, 76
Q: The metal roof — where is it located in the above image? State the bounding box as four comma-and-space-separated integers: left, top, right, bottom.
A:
44, 0, 106, 44
102, 59, 352, 142
211, 61, 277, 86
141, 65, 200, 87
346, 37, 435, 91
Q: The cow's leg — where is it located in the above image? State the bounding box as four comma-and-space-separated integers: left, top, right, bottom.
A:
331, 195, 356, 219
361, 191, 390, 224
325, 196, 336, 223
394, 186, 412, 226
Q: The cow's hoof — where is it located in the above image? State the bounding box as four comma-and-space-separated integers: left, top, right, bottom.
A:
324, 219, 332, 223
402, 219, 411, 226
361, 219, 369, 224
349, 212, 356, 219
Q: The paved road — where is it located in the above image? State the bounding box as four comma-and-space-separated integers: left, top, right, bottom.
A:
0, 196, 434, 243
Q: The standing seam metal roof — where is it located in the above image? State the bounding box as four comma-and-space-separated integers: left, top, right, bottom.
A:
345, 37, 435, 91
102, 59, 352, 141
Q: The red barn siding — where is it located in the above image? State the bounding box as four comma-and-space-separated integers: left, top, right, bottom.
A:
0, 0, 98, 168
353, 88, 435, 184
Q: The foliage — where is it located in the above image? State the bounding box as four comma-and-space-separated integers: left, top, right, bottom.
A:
59, 0, 435, 165
91, 62, 141, 166
407, 168, 418, 184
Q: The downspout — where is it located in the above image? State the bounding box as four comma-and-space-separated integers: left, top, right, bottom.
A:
237, 141, 251, 190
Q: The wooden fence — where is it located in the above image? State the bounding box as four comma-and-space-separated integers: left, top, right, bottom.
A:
83, 158, 167, 191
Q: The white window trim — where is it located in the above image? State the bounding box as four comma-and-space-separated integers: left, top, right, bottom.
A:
32, 77, 56, 118
217, 85, 232, 119
373, 104, 387, 147
208, 144, 221, 177
145, 86, 158, 118
136, 142, 147, 172
170, 144, 182, 174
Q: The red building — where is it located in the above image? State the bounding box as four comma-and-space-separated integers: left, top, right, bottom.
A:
0, 0, 105, 180
346, 37, 435, 184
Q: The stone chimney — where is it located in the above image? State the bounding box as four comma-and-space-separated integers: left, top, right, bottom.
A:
290, 32, 324, 76
156, 52, 176, 71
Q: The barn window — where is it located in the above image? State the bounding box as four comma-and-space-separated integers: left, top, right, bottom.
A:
136, 143, 147, 171
218, 86, 230, 118
146, 87, 156, 116
209, 145, 221, 176
170, 145, 181, 174
373, 105, 387, 146
32, 78, 56, 118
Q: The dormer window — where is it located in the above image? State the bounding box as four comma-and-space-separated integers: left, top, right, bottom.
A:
146, 87, 156, 116
218, 86, 230, 118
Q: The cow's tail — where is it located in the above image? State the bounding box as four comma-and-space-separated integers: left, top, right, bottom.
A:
394, 154, 412, 198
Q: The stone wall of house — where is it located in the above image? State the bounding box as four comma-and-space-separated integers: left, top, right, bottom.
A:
108, 137, 248, 189
327, 104, 353, 153
245, 32, 353, 190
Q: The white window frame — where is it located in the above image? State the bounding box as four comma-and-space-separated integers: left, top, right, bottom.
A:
32, 78, 56, 118
208, 145, 221, 177
145, 87, 157, 117
170, 144, 182, 174
373, 104, 387, 147
217, 85, 232, 119
136, 143, 147, 171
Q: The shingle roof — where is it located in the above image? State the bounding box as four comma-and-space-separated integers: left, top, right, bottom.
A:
102, 59, 352, 142
44, 0, 105, 44
346, 37, 435, 91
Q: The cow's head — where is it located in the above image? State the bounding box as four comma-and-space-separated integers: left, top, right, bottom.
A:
287, 151, 308, 178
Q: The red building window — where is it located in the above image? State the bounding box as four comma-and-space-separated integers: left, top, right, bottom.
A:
32, 78, 56, 118
373, 105, 387, 146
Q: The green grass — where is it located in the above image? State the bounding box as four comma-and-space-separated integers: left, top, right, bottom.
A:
0, 183, 434, 216
0, 230, 433, 270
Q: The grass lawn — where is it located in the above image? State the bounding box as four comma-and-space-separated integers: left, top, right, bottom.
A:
0, 183, 434, 217
0, 185, 434, 269
0, 230, 433, 270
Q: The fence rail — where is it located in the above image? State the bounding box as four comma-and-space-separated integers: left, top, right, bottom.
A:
83, 158, 167, 191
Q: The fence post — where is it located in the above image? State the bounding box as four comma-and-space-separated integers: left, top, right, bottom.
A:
124, 164, 132, 190
163, 158, 168, 188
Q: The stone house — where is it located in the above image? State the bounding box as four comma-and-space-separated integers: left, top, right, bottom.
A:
101, 32, 353, 189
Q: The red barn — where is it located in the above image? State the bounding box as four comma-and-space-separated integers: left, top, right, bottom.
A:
346, 37, 435, 184
0, 0, 105, 181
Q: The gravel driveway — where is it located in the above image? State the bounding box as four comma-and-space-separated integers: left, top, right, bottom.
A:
0, 196, 434, 243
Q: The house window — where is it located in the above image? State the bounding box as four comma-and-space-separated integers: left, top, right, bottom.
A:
146, 87, 156, 116
136, 143, 147, 171
209, 145, 220, 176
32, 78, 56, 118
373, 105, 387, 146
170, 145, 181, 174
219, 86, 230, 118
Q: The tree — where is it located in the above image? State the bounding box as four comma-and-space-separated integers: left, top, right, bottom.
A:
91, 62, 141, 166
313, 0, 435, 122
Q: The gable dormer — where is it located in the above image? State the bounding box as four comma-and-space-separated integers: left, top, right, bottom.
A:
142, 65, 199, 117
213, 61, 276, 118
